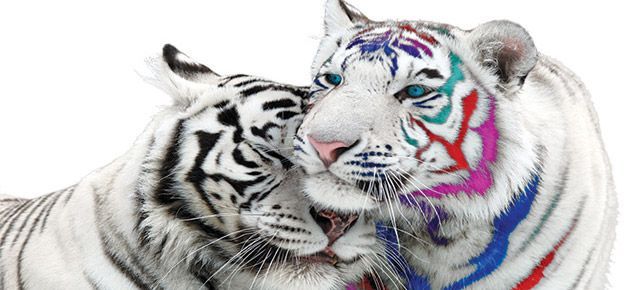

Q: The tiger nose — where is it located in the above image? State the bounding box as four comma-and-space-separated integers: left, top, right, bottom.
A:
309, 207, 359, 246
308, 136, 354, 167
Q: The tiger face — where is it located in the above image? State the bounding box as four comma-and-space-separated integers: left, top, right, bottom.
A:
294, 0, 539, 219
140, 45, 380, 290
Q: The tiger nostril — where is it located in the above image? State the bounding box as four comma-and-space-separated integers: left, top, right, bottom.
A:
308, 136, 358, 167
309, 206, 359, 246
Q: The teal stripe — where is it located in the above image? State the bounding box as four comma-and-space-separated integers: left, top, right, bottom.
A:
516, 168, 568, 254
439, 53, 464, 96
420, 104, 452, 125
418, 53, 463, 125
401, 123, 419, 148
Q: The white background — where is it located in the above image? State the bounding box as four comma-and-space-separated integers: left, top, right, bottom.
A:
0, 0, 637, 288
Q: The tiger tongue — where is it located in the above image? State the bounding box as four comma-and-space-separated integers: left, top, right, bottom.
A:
319, 210, 359, 246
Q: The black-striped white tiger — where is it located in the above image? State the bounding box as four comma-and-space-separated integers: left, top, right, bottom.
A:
0, 44, 381, 290
293, 1, 617, 289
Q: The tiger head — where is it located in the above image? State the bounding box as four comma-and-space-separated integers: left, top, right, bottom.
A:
294, 0, 540, 221
138, 45, 381, 290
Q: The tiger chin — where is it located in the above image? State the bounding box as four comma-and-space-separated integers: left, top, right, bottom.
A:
294, 0, 616, 289
0, 44, 382, 290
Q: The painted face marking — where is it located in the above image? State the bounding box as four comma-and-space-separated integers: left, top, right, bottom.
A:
420, 53, 463, 124
342, 24, 439, 77
412, 90, 479, 173
407, 93, 499, 198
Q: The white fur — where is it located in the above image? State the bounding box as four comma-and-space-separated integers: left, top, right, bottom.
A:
0, 45, 382, 290
294, 1, 616, 289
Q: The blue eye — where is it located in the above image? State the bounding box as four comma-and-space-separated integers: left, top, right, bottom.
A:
324, 74, 343, 86
406, 85, 426, 97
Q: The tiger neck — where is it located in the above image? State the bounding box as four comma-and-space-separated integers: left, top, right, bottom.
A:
58, 112, 200, 286
388, 164, 584, 290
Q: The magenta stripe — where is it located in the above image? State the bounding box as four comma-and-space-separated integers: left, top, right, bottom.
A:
410, 96, 499, 198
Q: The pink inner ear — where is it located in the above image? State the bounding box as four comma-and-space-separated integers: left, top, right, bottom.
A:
501, 38, 525, 59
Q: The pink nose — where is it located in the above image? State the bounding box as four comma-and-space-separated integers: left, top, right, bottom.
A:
308, 136, 351, 167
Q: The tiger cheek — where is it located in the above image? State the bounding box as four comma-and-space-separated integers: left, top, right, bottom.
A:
417, 142, 456, 169
461, 131, 484, 168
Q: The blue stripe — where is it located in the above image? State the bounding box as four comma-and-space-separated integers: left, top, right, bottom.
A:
377, 223, 432, 290
378, 174, 541, 290
444, 174, 540, 290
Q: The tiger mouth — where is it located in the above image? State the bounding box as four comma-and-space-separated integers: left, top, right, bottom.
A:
238, 232, 365, 272
294, 249, 363, 266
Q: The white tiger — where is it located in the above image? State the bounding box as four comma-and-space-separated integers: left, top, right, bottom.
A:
0, 44, 381, 290
293, 0, 617, 289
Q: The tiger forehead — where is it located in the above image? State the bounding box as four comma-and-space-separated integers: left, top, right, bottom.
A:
347, 23, 440, 48
332, 23, 447, 78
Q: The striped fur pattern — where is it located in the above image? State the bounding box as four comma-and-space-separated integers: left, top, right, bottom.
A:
0, 44, 380, 290
295, 1, 617, 289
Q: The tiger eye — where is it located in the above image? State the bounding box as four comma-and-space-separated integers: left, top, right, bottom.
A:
406, 85, 427, 97
325, 74, 343, 86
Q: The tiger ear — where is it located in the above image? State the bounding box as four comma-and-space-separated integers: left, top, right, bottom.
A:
142, 44, 220, 107
466, 20, 538, 91
324, 0, 370, 36
162, 44, 220, 83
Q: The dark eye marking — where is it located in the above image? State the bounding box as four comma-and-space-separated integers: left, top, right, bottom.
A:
417, 68, 443, 79
413, 94, 443, 108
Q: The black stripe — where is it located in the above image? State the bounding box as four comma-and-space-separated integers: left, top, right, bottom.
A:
153, 120, 187, 206
250, 123, 280, 141
0, 199, 36, 249
188, 259, 219, 290
39, 190, 67, 233
10, 195, 50, 245
95, 183, 162, 290
417, 68, 443, 79
100, 238, 150, 290
240, 85, 307, 98
62, 185, 77, 205
0, 198, 23, 203
256, 181, 283, 203
209, 174, 267, 197
568, 248, 594, 289
134, 138, 157, 241
0, 200, 27, 223
186, 131, 223, 221
262, 99, 297, 111
145, 119, 187, 246
16, 196, 54, 290
167, 205, 228, 241
154, 234, 170, 259
218, 74, 248, 87
264, 149, 294, 170
232, 147, 259, 169
213, 100, 230, 109
233, 78, 263, 88
218, 106, 243, 143
84, 272, 102, 290
96, 190, 159, 290
239, 176, 278, 210
276, 111, 299, 120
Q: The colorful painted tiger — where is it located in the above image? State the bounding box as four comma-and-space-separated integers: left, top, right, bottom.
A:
0, 44, 382, 290
294, 1, 617, 289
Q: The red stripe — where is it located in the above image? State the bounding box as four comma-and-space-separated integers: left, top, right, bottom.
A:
512, 224, 576, 290
412, 90, 478, 172
399, 24, 438, 45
